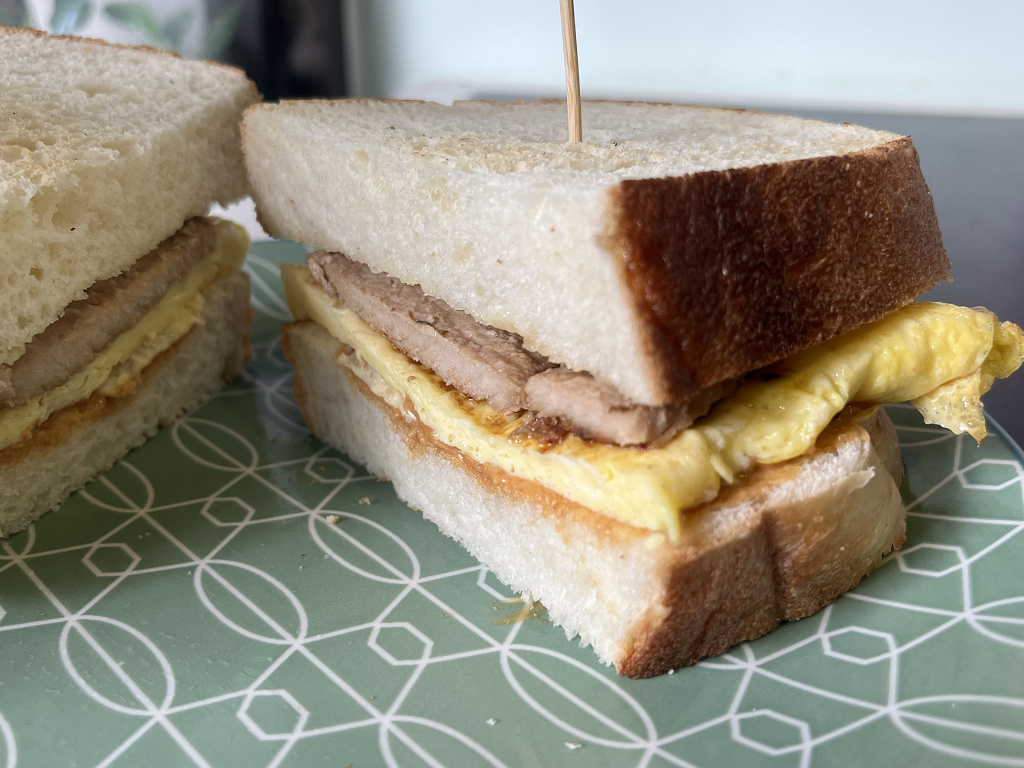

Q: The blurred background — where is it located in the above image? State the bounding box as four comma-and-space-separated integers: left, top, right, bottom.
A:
3, 0, 1021, 113
343, 1, 1024, 116
6, 0, 1024, 439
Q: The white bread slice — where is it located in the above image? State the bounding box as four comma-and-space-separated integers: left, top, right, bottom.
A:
244, 99, 949, 406
0, 271, 251, 537
0, 27, 259, 366
283, 320, 905, 678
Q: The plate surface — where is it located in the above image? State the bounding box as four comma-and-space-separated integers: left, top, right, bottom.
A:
1, 241, 1023, 768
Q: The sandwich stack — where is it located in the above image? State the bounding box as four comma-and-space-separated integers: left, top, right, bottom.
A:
243, 99, 1024, 677
0, 28, 259, 535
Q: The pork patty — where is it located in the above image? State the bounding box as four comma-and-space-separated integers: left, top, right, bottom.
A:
308, 251, 552, 414
1, 218, 218, 407
308, 251, 738, 446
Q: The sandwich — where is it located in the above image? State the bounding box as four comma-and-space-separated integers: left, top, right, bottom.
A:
0, 28, 259, 535
241, 99, 1024, 677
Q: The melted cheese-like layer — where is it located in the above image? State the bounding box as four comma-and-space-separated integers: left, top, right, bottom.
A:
282, 264, 1023, 541
0, 220, 249, 451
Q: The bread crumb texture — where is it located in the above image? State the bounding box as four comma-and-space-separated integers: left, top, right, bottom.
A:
0, 27, 258, 367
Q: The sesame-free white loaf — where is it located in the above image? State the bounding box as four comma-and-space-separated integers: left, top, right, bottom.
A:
244, 99, 949, 406
0, 27, 259, 366
283, 320, 906, 678
0, 271, 251, 537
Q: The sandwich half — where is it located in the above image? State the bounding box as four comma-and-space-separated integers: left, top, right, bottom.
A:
242, 99, 1024, 677
0, 28, 260, 535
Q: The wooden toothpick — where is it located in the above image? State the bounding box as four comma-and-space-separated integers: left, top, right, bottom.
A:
559, 0, 582, 142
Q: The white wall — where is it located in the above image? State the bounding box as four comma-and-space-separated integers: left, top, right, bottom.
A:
343, 0, 1024, 116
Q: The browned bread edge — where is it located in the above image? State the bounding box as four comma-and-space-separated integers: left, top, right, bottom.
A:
620, 408, 905, 676
609, 136, 950, 402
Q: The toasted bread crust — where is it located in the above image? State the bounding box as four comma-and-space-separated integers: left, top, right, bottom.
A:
283, 320, 906, 677
620, 408, 904, 676
611, 136, 950, 401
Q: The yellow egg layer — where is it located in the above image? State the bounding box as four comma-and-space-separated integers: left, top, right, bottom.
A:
0, 219, 249, 451
282, 264, 1023, 541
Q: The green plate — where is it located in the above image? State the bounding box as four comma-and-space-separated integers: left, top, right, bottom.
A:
2, 240, 1023, 767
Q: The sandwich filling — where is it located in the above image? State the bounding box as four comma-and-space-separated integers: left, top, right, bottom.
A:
307, 251, 720, 445
283, 262, 1023, 541
0, 218, 249, 452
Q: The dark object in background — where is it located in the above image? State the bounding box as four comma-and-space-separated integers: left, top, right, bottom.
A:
218, 0, 347, 99
3, 0, 346, 99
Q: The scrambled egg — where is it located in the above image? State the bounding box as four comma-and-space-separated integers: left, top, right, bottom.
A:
282, 264, 1024, 541
0, 219, 249, 452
